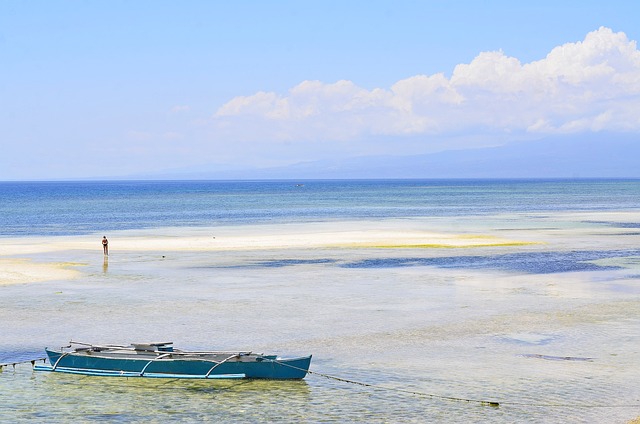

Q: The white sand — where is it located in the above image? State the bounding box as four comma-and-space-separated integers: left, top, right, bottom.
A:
0, 258, 83, 286
0, 220, 539, 285
0, 220, 537, 254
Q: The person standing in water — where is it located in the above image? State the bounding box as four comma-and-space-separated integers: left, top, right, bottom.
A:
102, 236, 109, 256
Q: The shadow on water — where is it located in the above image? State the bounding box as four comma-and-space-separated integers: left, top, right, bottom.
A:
341, 250, 640, 274
37, 370, 311, 397
2, 365, 315, 422
199, 258, 339, 269
0, 349, 47, 366
204, 250, 640, 274
583, 221, 640, 229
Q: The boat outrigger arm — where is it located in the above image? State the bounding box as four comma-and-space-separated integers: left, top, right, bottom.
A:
203, 354, 242, 378
50, 351, 71, 371
138, 352, 173, 376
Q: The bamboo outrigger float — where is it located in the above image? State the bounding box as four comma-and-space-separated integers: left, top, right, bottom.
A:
34, 341, 311, 379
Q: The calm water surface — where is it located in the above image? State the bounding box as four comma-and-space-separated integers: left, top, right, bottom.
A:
2, 179, 640, 236
2, 179, 640, 422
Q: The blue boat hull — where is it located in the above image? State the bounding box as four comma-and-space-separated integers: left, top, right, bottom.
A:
39, 349, 311, 380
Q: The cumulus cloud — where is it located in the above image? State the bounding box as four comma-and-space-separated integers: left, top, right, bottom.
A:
213, 27, 640, 145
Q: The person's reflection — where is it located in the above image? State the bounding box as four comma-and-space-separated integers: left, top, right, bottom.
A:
103, 255, 108, 273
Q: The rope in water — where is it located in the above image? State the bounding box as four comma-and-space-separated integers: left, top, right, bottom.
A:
271, 359, 640, 409
269, 359, 501, 407
0, 357, 47, 370
4, 357, 640, 409
309, 368, 501, 407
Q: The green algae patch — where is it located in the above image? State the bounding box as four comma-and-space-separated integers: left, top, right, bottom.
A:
337, 233, 542, 249
57, 262, 87, 267
367, 241, 540, 249
327, 232, 542, 249
0, 258, 85, 285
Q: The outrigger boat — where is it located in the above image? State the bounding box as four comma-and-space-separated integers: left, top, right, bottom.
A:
34, 341, 311, 380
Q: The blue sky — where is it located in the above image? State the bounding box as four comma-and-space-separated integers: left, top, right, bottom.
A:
1, 1, 639, 179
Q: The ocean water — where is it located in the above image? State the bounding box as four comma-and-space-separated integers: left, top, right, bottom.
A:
2, 179, 640, 236
2, 179, 640, 423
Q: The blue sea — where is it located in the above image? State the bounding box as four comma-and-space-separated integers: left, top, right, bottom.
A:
2, 179, 640, 423
2, 179, 640, 236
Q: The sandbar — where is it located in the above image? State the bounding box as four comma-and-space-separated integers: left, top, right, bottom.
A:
0, 220, 537, 254
0, 219, 539, 285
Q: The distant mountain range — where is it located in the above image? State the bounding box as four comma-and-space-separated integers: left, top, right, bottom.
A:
131, 133, 640, 180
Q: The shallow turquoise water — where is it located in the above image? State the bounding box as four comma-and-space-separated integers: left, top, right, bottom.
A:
2, 180, 640, 422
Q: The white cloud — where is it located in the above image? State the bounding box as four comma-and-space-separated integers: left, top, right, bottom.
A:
213, 27, 640, 147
